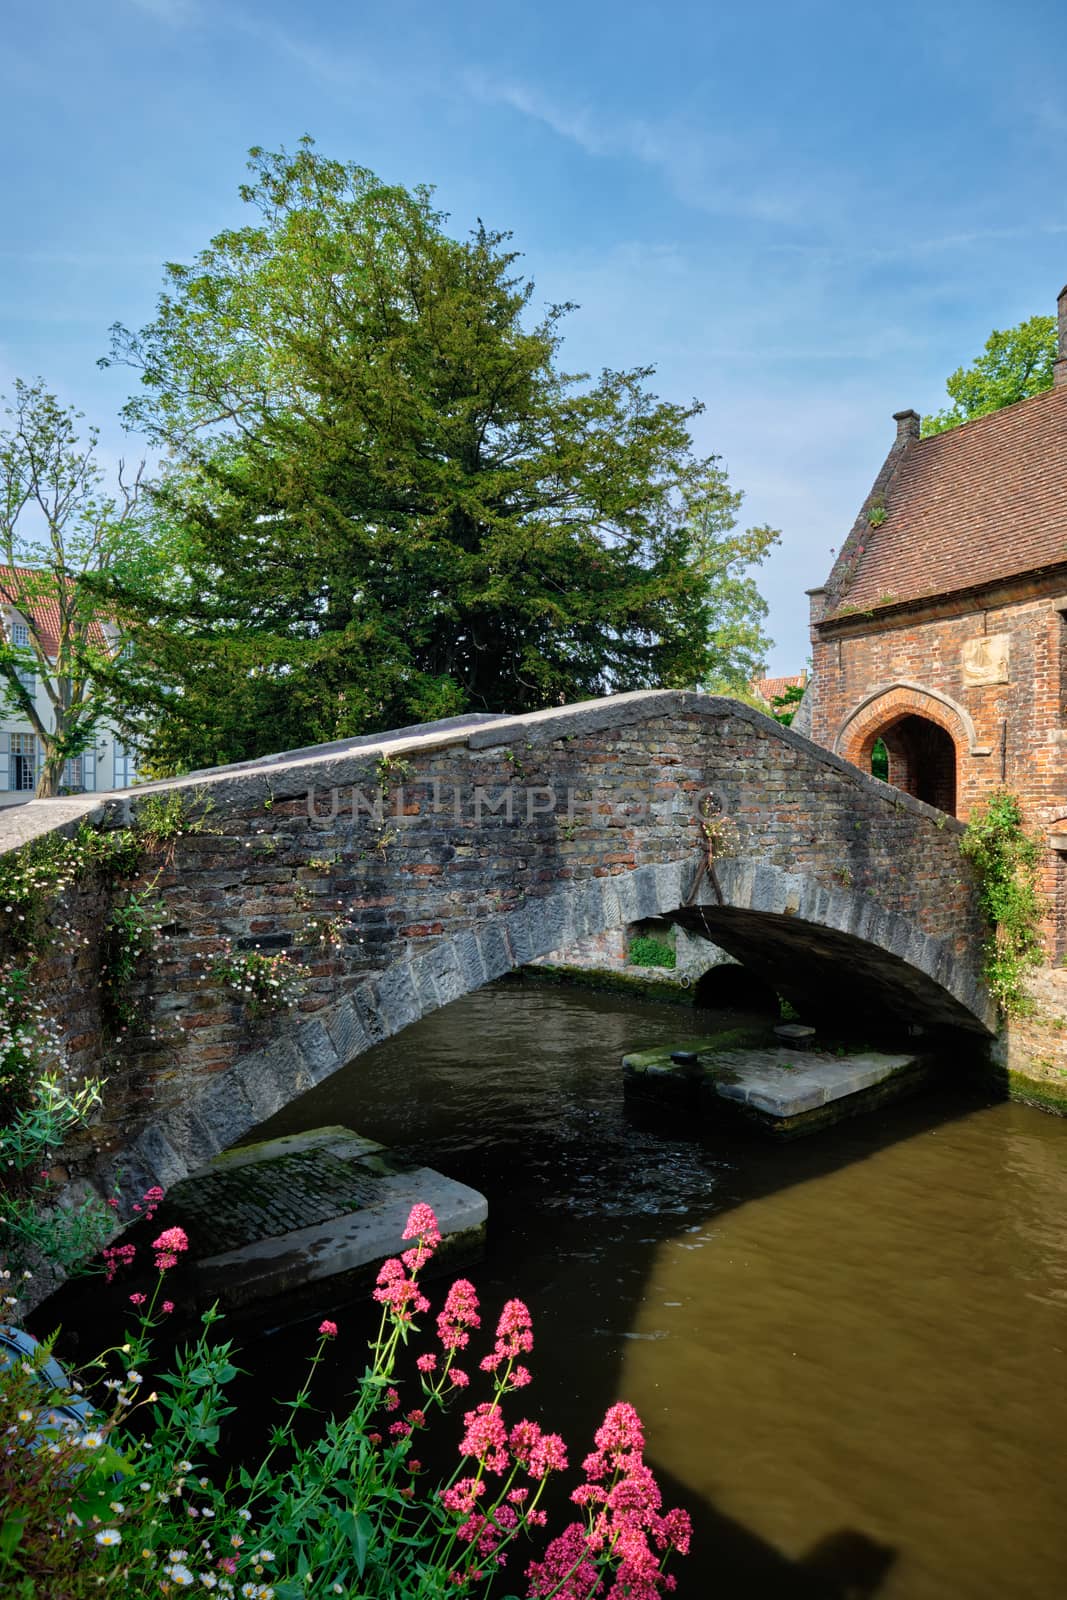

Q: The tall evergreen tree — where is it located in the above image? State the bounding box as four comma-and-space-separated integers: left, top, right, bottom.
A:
104, 141, 777, 772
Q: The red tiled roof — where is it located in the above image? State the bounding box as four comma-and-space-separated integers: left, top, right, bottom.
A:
751, 672, 806, 705
0, 565, 111, 658
828, 385, 1067, 617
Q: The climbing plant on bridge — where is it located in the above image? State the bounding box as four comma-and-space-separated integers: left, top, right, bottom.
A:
960, 789, 1043, 1013
102, 138, 779, 772
0, 798, 210, 1273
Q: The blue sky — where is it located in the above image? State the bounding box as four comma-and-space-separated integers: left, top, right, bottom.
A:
3, 0, 1066, 673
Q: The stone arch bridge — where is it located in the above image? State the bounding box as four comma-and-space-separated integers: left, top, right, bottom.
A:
3, 691, 993, 1217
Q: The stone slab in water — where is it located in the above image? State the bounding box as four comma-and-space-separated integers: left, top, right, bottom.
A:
622, 1041, 931, 1137
165, 1124, 488, 1312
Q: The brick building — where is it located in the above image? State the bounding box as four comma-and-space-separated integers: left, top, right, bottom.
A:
800, 284, 1067, 950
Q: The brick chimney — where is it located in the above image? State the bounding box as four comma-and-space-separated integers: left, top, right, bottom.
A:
1056, 283, 1067, 388
892, 408, 921, 443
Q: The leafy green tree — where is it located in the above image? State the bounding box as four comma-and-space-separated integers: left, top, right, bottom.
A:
0, 381, 152, 796
104, 141, 778, 773
922, 314, 1057, 437
770, 682, 805, 726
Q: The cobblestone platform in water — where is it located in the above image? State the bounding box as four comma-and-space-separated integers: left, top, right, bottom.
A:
622, 1041, 932, 1137
165, 1126, 488, 1314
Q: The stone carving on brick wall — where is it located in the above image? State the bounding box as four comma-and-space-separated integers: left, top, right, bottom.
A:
961, 634, 1010, 687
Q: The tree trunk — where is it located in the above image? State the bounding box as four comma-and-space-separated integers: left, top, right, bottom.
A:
36, 754, 64, 799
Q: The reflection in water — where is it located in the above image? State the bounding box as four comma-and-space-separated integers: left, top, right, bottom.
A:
249, 981, 1067, 1600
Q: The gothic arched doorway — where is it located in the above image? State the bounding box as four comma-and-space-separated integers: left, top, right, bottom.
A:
874, 714, 957, 816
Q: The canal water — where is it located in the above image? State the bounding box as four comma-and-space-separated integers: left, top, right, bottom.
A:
247, 980, 1066, 1599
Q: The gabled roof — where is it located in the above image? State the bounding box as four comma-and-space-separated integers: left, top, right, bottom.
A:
751, 672, 806, 705
825, 384, 1067, 618
0, 565, 112, 658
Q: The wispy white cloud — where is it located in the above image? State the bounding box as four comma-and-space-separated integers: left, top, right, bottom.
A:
463, 71, 810, 226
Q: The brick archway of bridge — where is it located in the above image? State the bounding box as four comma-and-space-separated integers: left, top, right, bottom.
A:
1, 691, 994, 1220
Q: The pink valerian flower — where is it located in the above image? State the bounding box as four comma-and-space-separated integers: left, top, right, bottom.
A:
318, 1320, 338, 1338
405, 1408, 427, 1428
595, 1402, 644, 1461
162, 1301, 175, 1314
401, 1203, 442, 1272
527, 1522, 603, 1600
459, 1402, 509, 1474
508, 1419, 542, 1467
102, 1243, 136, 1283
128, 1292, 146, 1307
373, 1258, 429, 1320
152, 1226, 189, 1272
384, 1388, 400, 1412
656, 1508, 692, 1557
437, 1279, 480, 1351
529, 1432, 568, 1479
607, 1463, 661, 1519
416, 1352, 438, 1375
441, 1477, 486, 1515
447, 1368, 470, 1388
389, 1421, 412, 1439
479, 1298, 533, 1375
583, 1401, 647, 1482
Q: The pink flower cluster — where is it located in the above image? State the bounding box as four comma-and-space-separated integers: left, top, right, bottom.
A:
527, 1403, 692, 1600
479, 1298, 533, 1388
132, 1185, 164, 1220
373, 1205, 444, 1322
102, 1242, 136, 1284
152, 1225, 190, 1272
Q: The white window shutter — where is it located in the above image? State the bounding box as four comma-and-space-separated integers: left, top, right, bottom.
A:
0, 732, 9, 791
83, 748, 96, 791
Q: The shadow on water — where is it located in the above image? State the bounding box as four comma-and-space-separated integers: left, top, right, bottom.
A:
38, 979, 1067, 1598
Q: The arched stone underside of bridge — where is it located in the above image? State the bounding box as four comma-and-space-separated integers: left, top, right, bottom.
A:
119, 856, 994, 1205
2, 690, 995, 1218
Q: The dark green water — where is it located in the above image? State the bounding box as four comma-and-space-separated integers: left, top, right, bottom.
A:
247, 981, 1067, 1599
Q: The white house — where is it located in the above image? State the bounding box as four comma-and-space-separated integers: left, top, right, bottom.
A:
0, 580, 138, 807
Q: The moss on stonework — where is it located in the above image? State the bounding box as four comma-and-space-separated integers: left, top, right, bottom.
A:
1001, 1068, 1067, 1116
513, 964, 697, 1006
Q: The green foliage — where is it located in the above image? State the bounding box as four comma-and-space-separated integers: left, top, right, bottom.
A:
0, 379, 161, 796
211, 942, 311, 1019
101, 884, 164, 1029
770, 683, 805, 726
0, 959, 110, 1272
629, 935, 677, 969
375, 752, 412, 788
0, 823, 140, 950
870, 738, 889, 781
867, 500, 887, 528
922, 314, 1057, 437
960, 789, 1044, 1013
0, 1206, 690, 1597
103, 139, 777, 772
132, 789, 209, 853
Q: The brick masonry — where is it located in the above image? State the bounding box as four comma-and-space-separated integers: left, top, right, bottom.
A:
1, 690, 993, 1234
807, 574, 1067, 953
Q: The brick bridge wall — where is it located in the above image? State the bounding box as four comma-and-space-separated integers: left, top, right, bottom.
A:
0, 691, 992, 1225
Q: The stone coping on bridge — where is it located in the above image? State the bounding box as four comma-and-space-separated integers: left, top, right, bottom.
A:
0, 689, 968, 857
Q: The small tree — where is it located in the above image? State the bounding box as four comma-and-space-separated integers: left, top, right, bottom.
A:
922, 314, 1057, 437
0, 380, 148, 797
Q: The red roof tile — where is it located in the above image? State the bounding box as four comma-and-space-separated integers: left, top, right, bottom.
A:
751, 673, 807, 705
0, 565, 111, 658
828, 384, 1067, 616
